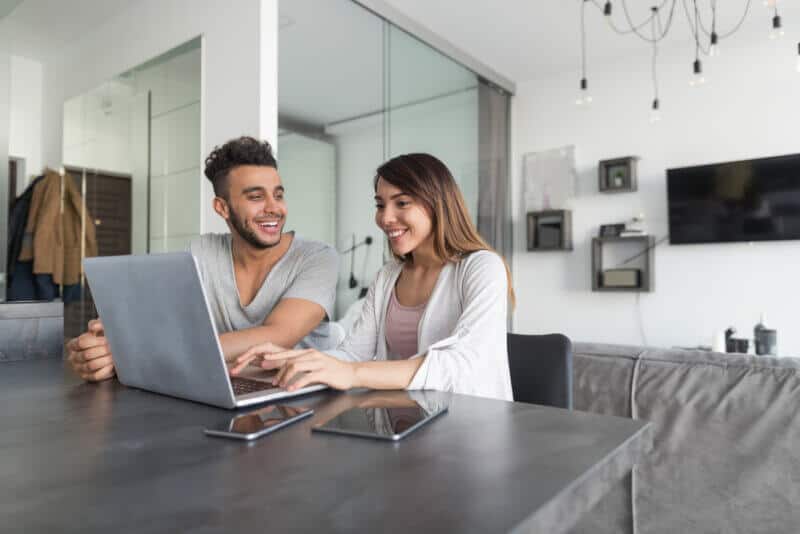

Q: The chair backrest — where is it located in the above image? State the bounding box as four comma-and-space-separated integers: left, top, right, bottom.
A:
507, 333, 573, 409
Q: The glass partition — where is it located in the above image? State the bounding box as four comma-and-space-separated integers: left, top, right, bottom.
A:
386, 24, 480, 221
278, 1, 507, 320
60, 38, 201, 338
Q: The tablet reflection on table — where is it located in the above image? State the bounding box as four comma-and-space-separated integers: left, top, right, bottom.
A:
314, 390, 448, 440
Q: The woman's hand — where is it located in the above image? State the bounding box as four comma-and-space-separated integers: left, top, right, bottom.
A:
262, 347, 359, 392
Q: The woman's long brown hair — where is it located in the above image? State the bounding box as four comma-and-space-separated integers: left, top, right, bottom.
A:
375, 153, 515, 307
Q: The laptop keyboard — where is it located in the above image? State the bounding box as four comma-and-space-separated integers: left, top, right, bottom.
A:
231, 377, 278, 395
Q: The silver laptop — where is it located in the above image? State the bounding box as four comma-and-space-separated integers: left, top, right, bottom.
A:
83, 252, 327, 409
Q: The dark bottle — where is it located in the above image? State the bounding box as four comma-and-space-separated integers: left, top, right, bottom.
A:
724, 327, 737, 353
754, 313, 777, 356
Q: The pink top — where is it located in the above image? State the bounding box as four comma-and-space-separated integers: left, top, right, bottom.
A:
385, 286, 426, 359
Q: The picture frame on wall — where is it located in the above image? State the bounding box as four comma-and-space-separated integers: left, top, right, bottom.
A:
598, 156, 639, 193
522, 146, 577, 211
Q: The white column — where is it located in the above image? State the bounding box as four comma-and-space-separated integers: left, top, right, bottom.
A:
199, 0, 279, 234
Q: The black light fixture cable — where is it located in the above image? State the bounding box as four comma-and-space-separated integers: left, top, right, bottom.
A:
690, 0, 704, 82
771, 5, 783, 39
619, 0, 679, 42
680, 0, 752, 42
709, 0, 719, 55
579, 0, 590, 102
581, 0, 588, 82
651, 6, 660, 117
590, 0, 669, 35
592, 0, 676, 41
694, 0, 701, 61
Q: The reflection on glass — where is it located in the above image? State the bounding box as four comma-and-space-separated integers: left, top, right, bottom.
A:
60, 38, 201, 339
278, 1, 502, 322
387, 25, 480, 221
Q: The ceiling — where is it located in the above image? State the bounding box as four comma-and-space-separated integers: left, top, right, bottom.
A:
281, 0, 800, 128
0, 0, 134, 61
380, 0, 800, 82
4, 0, 796, 125
278, 0, 478, 129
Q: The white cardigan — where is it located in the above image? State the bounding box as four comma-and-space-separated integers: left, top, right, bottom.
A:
327, 250, 513, 401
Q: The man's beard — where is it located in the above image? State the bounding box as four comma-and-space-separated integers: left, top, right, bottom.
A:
228, 205, 281, 250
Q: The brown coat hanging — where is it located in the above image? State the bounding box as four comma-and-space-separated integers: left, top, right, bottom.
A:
18, 168, 98, 286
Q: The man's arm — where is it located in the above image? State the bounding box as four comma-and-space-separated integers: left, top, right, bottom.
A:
218, 297, 326, 361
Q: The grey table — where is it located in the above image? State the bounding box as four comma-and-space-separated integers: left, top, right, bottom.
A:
0, 359, 651, 533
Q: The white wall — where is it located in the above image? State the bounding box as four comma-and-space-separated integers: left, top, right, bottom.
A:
511, 38, 800, 356
40, 0, 278, 235
9, 55, 42, 188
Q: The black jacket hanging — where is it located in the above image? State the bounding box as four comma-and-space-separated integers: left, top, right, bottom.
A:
7, 175, 43, 279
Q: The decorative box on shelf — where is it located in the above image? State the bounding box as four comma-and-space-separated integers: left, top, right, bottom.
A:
527, 210, 573, 251
591, 235, 655, 292
598, 156, 639, 193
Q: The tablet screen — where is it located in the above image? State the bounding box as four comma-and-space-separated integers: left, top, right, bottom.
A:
313, 395, 448, 441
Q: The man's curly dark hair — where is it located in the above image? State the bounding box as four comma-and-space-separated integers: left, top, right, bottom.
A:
204, 136, 277, 199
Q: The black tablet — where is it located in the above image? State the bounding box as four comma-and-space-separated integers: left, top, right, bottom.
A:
312, 401, 448, 441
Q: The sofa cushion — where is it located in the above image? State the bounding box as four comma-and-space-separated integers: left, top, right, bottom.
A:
634, 348, 800, 534
571, 343, 800, 534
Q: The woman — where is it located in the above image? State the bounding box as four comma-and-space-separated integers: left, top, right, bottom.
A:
231, 153, 514, 400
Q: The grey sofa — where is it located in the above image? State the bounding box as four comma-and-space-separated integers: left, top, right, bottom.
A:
570, 342, 800, 534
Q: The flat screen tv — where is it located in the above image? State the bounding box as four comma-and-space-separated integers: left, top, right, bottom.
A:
667, 153, 800, 245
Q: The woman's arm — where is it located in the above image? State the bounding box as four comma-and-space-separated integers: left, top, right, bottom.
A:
243, 347, 425, 392
351, 357, 425, 390
406, 252, 511, 398
231, 271, 387, 375
254, 253, 510, 399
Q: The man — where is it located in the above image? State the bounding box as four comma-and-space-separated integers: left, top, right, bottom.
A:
66, 136, 339, 382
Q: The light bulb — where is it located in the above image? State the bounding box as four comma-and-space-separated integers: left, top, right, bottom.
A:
796, 43, 800, 72
709, 32, 720, 57
770, 15, 785, 40
649, 99, 661, 123
689, 59, 706, 87
576, 78, 593, 106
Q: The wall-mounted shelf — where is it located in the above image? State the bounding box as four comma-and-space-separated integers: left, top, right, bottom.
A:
591, 235, 654, 292
527, 210, 573, 251
598, 156, 639, 193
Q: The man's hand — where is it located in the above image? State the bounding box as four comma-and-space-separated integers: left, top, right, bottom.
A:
229, 341, 289, 376
66, 319, 116, 382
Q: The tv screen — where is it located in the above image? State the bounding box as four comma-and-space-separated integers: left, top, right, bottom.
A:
667, 153, 800, 245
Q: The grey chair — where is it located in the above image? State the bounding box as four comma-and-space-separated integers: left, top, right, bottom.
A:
507, 333, 573, 409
